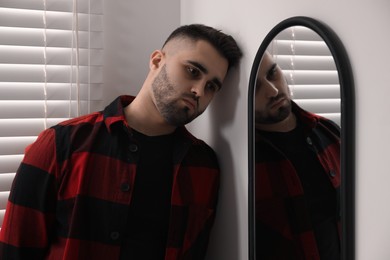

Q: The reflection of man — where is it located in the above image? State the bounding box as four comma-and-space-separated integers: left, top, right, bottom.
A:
0, 24, 242, 260
254, 52, 340, 260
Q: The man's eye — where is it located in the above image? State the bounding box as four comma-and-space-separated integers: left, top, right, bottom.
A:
206, 82, 218, 93
187, 66, 200, 77
267, 66, 277, 80
267, 66, 278, 80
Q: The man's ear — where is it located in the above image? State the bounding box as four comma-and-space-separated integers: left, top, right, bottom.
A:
150, 50, 164, 70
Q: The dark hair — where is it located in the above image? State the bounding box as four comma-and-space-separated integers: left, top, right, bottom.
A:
163, 24, 243, 70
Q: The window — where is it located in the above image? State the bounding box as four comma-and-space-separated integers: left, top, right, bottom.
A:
269, 26, 341, 126
0, 0, 103, 228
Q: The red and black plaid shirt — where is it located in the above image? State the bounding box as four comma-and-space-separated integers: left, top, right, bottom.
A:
255, 102, 341, 260
0, 96, 220, 260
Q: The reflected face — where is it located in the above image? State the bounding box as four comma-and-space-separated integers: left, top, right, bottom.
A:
255, 52, 292, 125
152, 40, 228, 126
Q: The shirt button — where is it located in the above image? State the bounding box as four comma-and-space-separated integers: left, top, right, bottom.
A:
329, 170, 336, 178
110, 231, 120, 240
306, 137, 313, 145
120, 182, 130, 192
129, 144, 138, 152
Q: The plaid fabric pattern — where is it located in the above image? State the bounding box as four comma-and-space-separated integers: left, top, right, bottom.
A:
255, 102, 340, 260
0, 96, 220, 260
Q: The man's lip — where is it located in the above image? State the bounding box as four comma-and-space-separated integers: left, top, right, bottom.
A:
183, 98, 197, 110
270, 97, 286, 108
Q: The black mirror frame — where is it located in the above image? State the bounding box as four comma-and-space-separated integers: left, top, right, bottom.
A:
248, 16, 355, 260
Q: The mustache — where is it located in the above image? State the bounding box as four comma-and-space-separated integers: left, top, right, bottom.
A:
182, 93, 199, 106
268, 94, 288, 106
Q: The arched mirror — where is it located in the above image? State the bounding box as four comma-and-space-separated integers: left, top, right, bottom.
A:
248, 16, 354, 260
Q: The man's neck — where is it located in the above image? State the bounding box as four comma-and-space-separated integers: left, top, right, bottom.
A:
124, 94, 176, 136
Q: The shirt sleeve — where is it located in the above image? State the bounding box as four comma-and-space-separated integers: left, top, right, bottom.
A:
0, 128, 58, 259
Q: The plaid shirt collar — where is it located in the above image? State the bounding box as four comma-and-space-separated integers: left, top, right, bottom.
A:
291, 100, 321, 131
102, 95, 134, 132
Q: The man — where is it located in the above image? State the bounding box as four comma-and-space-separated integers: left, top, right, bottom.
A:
254, 51, 340, 260
0, 24, 242, 260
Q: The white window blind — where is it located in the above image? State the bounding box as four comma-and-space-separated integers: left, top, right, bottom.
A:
0, 0, 104, 228
268, 26, 341, 126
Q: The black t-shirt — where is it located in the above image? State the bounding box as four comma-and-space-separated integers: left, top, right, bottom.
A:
259, 122, 340, 260
120, 130, 174, 260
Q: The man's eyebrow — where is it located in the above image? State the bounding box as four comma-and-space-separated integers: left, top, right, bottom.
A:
187, 60, 223, 89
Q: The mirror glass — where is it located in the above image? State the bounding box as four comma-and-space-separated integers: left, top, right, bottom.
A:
248, 17, 354, 260
267, 26, 340, 126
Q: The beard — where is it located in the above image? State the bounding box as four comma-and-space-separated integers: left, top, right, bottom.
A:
152, 65, 201, 126
255, 95, 292, 124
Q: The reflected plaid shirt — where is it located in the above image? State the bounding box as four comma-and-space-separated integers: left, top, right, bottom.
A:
255, 102, 341, 260
0, 95, 220, 260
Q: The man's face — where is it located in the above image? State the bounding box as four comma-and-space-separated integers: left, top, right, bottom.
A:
152, 39, 228, 126
255, 52, 292, 125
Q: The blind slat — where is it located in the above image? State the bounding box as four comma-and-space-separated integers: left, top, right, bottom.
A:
316, 113, 341, 126
0, 118, 65, 137
294, 99, 340, 114
0, 27, 103, 49
0, 8, 103, 31
274, 26, 324, 41
0, 155, 24, 174
283, 70, 339, 85
275, 55, 336, 71
270, 40, 331, 56
0, 83, 103, 100
291, 85, 340, 99
0, 209, 5, 227
0, 192, 10, 209
0, 0, 103, 14
0, 46, 103, 66
0, 64, 103, 83
0, 137, 36, 155
0, 174, 15, 192
0, 100, 102, 119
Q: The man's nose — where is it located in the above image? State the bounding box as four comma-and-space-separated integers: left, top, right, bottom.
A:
190, 81, 205, 97
264, 81, 279, 98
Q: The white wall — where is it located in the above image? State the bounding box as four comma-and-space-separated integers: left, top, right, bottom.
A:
103, 0, 390, 259
102, 0, 180, 103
